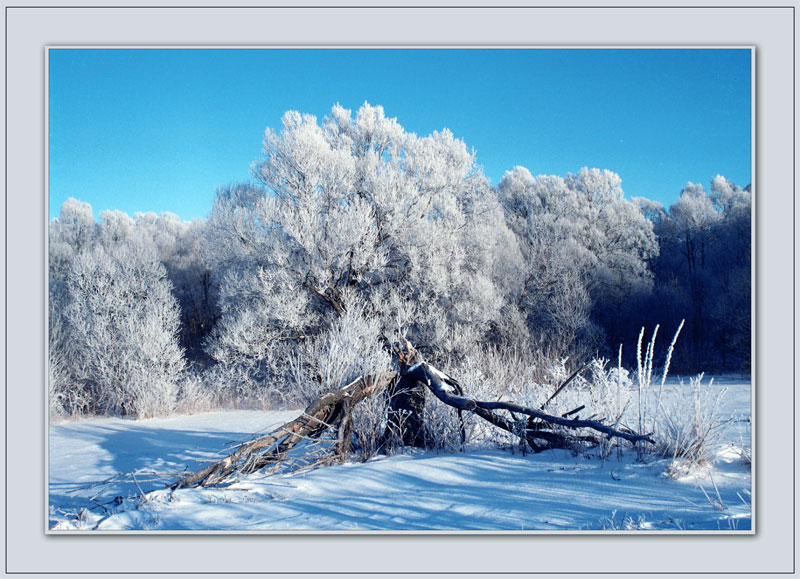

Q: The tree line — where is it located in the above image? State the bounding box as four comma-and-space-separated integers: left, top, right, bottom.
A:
48, 103, 751, 419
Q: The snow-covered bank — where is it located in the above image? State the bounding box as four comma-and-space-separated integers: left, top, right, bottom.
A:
48, 379, 751, 532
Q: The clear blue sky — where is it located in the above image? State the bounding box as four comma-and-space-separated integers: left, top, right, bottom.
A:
48, 48, 752, 222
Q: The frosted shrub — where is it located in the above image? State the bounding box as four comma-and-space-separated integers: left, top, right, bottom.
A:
450, 345, 541, 401
289, 295, 391, 405
586, 352, 633, 457
199, 345, 296, 410
351, 388, 390, 461
588, 357, 633, 418
655, 373, 730, 472
48, 344, 88, 421
445, 347, 512, 449
201, 363, 253, 408
174, 369, 217, 414
47, 347, 66, 420
204, 266, 312, 366
421, 395, 467, 452
444, 345, 548, 450
202, 261, 313, 409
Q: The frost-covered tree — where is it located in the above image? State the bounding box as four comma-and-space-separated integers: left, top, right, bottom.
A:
205, 103, 516, 397
564, 168, 658, 301
497, 166, 657, 358
131, 215, 220, 361
250, 103, 486, 316
496, 168, 591, 355
642, 177, 751, 372
48, 200, 191, 418
49, 199, 98, 336
653, 182, 721, 364
49, 199, 99, 417
97, 209, 219, 361
710, 174, 751, 217
97, 209, 135, 246
204, 185, 315, 358
51, 197, 96, 256
708, 176, 751, 367
63, 238, 185, 418
633, 197, 666, 226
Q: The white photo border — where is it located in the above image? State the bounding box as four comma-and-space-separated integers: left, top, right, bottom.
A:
6, 2, 793, 575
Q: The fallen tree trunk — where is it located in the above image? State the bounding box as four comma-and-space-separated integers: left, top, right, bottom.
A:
172, 371, 397, 488
169, 342, 652, 489
403, 356, 653, 450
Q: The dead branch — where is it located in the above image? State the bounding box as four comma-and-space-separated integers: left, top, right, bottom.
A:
540, 362, 590, 410
167, 341, 652, 489
396, 342, 653, 451
171, 371, 396, 489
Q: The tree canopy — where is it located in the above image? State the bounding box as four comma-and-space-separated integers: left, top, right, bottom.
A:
48, 102, 751, 419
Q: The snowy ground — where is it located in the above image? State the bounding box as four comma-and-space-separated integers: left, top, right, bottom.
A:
48, 377, 751, 532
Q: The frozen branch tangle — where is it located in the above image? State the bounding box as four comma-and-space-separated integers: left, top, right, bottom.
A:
172, 341, 652, 489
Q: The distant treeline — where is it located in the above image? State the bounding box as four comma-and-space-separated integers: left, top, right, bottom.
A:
48, 103, 751, 419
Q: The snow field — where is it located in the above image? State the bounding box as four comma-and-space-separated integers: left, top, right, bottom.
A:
49, 379, 751, 532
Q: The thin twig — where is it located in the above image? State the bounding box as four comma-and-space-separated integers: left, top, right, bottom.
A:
540, 362, 590, 410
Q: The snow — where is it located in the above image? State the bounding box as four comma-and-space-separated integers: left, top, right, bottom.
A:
426, 364, 459, 393
406, 361, 423, 373
48, 378, 751, 532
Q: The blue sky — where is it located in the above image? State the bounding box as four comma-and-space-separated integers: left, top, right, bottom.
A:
48, 48, 751, 222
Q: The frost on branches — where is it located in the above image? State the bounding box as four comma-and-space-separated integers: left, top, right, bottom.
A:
48, 102, 751, 423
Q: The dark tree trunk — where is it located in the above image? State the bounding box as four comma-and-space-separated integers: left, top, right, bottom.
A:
384, 340, 431, 447
385, 374, 427, 447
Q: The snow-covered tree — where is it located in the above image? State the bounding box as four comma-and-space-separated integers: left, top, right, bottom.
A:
206, 103, 516, 396
496, 166, 657, 357
643, 177, 751, 371
51, 197, 96, 256
564, 167, 658, 301
97, 209, 135, 246
48, 200, 190, 418
250, 103, 483, 316
63, 238, 185, 418
49, 199, 98, 418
